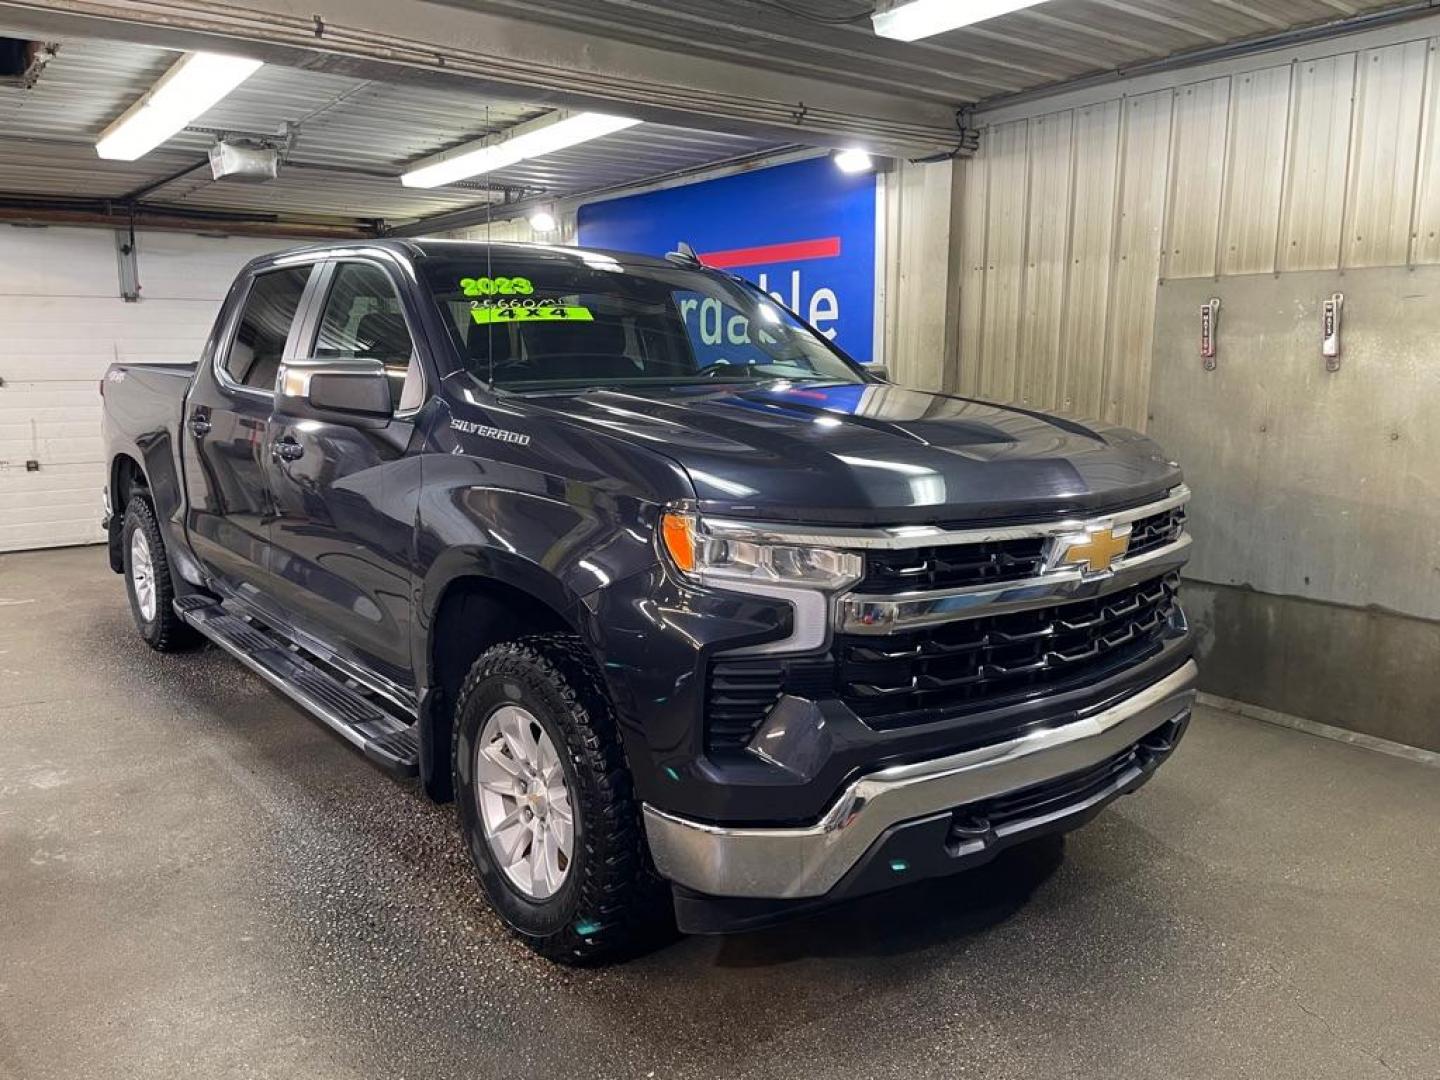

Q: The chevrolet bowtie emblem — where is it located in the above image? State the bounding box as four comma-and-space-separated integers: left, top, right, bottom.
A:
1057, 526, 1130, 574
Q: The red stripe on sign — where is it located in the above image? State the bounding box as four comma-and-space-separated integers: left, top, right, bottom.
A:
698, 236, 842, 269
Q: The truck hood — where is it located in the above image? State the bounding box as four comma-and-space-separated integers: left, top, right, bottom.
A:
523, 381, 1182, 526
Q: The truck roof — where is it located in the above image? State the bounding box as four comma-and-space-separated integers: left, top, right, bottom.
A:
243, 237, 681, 274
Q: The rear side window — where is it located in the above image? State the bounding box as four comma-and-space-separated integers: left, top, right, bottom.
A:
222, 266, 312, 392
311, 261, 422, 410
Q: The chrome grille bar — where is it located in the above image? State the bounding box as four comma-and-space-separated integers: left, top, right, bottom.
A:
836, 487, 1192, 635
703, 484, 1191, 551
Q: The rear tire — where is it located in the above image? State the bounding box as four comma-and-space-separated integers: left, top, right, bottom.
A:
121, 496, 198, 652
452, 635, 670, 964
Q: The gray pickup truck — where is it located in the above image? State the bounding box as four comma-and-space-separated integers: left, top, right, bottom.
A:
101, 239, 1197, 963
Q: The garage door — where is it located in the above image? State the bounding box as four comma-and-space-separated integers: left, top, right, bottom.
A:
0, 226, 302, 552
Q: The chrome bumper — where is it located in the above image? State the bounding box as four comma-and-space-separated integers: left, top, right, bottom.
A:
643, 659, 1198, 900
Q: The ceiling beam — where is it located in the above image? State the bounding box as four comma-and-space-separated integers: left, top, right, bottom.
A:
389, 144, 820, 238
0, 194, 372, 237
0, 0, 966, 157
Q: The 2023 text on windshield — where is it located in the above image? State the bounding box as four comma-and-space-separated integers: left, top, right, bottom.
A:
420, 255, 869, 394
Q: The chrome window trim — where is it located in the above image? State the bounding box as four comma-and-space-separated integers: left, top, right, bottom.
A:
837, 533, 1190, 634
703, 484, 1190, 551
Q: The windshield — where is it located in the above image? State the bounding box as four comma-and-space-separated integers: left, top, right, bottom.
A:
419, 252, 867, 393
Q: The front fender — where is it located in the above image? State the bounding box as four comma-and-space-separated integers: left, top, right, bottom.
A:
411, 450, 676, 684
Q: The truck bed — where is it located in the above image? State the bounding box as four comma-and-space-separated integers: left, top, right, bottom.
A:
102, 363, 194, 443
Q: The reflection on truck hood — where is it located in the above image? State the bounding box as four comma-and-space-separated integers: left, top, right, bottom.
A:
524, 381, 1182, 526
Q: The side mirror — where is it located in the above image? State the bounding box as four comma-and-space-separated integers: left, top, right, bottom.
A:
276, 358, 393, 427
865, 362, 891, 382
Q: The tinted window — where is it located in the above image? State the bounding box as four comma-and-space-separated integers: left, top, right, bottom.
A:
419, 255, 863, 393
312, 262, 421, 410
223, 266, 312, 392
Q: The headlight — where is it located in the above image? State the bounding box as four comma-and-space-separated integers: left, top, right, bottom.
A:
659, 509, 862, 590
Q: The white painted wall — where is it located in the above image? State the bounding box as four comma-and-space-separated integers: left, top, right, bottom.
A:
0, 225, 308, 552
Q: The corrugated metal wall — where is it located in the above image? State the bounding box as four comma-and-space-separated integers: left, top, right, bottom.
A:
954, 31, 1440, 431
882, 159, 962, 390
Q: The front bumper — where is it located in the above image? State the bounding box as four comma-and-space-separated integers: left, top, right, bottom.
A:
643, 658, 1197, 904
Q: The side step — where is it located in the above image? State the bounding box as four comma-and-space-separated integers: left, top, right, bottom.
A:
175, 595, 420, 776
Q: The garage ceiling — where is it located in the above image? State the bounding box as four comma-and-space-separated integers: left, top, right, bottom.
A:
488, 0, 1415, 105
0, 0, 1427, 234
0, 32, 789, 231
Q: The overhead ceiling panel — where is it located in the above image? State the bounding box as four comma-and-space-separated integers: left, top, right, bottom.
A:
0, 0, 1428, 234
0, 33, 170, 141
478, 0, 1418, 106
0, 31, 786, 227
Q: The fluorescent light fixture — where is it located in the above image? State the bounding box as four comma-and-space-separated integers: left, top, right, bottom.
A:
872, 0, 1047, 41
833, 148, 874, 174
402, 111, 640, 189
528, 208, 558, 232
96, 51, 262, 161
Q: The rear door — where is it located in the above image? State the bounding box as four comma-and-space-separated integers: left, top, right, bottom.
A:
263, 257, 428, 694
183, 263, 314, 598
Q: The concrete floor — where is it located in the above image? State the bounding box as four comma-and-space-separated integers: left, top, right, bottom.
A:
2, 546, 1438, 1080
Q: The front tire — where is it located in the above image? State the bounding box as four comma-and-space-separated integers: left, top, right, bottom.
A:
121, 496, 197, 652
452, 635, 669, 964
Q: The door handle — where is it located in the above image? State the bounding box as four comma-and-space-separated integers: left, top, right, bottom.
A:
188, 413, 212, 437
272, 437, 304, 462
271, 437, 304, 462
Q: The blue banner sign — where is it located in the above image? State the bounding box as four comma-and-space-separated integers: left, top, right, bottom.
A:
576, 156, 878, 362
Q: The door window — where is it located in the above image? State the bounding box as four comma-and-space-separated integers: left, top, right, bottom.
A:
222, 265, 312, 392
313, 262, 422, 411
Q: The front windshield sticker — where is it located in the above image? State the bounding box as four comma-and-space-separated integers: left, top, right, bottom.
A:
469, 304, 594, 325
460, 275, 534, 297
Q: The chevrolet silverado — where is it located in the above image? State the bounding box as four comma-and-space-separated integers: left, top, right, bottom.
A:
100, 239, 1196, 963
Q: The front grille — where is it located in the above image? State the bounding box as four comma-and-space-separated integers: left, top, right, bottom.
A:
858, 537, 1047, 594
857, 504, 1185, 596
1126, 506, 1186, 557
837, 573, 1180, 726
704, 574, 1182, 752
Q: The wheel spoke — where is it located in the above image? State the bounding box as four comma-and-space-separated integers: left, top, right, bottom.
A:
496, 710, 529, 764
548, 787, 572, 827
528, 823, 548, 895
537, 735, 560, 778
549, 817, 572, 862
493, 818, 531, 866
488, 802, 526, 835
515, 718, 542, 764
478, 741, 526, 783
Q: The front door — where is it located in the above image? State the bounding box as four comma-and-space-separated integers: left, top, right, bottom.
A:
184, 263, 314, 602
263, 258, 427, 695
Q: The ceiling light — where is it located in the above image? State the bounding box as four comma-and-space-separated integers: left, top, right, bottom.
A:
833, 148, 875, 174
96, 51, 262, 161
872, 0, 1047, 42
401, 111, 640, 189
528, 209, 558, 232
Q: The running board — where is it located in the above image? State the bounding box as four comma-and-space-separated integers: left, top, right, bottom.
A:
174, 596, 419, 776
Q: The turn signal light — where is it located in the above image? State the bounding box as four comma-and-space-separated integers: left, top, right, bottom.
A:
660, 511, 697, 573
